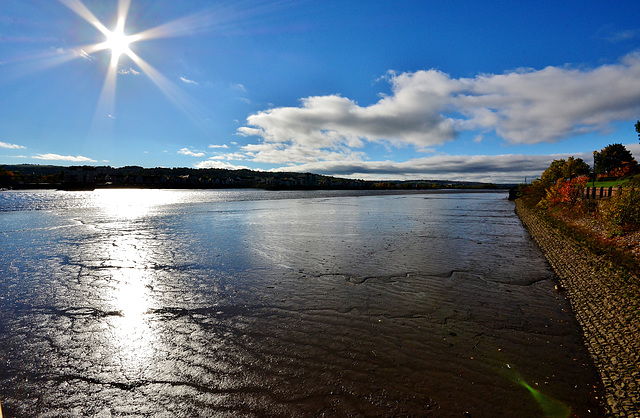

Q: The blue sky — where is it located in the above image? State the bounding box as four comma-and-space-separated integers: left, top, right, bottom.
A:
1, 0, 640, 183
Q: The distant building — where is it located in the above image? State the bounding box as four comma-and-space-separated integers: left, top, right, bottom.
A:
64, 166, 97, 184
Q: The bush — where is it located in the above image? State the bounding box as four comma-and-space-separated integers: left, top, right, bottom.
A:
537, 176, 588, 210
599, 188, 640, 236
519, 180, 548, 207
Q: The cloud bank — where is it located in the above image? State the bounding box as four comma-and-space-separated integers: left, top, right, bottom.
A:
241, 54, 640, 149
195, 148, 612, 183
33, 153, 96, 162
269, 152, 593, 183
234, 53, 640, 181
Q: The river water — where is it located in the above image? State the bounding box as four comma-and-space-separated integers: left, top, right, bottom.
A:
0, 189, 603, 416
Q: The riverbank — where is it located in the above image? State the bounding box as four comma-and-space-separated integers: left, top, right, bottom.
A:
515, 199, 640, 417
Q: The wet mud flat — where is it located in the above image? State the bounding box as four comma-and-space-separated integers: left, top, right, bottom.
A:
516, 199, 640, 417
0, 190, 605, 416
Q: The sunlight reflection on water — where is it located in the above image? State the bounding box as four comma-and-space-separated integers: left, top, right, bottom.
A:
91, 189, 181, 219
87, 190, 173, 380
0, 190, 605, 416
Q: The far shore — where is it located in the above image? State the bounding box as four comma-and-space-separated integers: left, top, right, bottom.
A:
3, 183, 510, 192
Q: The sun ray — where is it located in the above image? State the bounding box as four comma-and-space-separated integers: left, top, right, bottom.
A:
126, 50, 200, 118
52, 0, 216, 132
117, 0, 132, 27
133, 12, 218, 41
105, 19, 131, 68
58, 0, 111, 37
92, 60, 119, 129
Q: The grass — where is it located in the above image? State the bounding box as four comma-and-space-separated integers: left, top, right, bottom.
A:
588, 173, 640, 188
590, 179, 627, 188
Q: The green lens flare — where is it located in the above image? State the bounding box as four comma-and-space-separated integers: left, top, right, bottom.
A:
506, 365, 571, 418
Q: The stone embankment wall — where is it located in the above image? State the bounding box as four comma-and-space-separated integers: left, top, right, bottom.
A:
515, 200, 640, 417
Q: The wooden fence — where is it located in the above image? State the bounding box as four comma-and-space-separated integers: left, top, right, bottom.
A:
582, 186, 640, 199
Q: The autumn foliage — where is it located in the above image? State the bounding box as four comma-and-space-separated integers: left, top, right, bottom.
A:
538, 176, 588, 209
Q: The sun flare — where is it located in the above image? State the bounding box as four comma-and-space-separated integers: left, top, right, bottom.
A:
98, 16, 140, 68
56, 0, 210, 126
105, 28, 130, 61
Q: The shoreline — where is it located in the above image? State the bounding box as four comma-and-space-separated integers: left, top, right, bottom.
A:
515, 199, 640, 417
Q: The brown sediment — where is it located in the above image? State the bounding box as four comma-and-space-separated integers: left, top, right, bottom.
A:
515, 199, 640, 417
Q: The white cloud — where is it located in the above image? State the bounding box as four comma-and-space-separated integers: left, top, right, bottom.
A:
73, 48, 93, 61
178, 148, 205, 157
208, 144, 229, 149
232, 83, 246, 91
119, 67, 140, 75
626, 143, 640, 158
195, 160, 250, 170
33, 153, 96, 162
241, 142, 367, 165
239, 53, 640, 149
455, 55, 640, 144
0, 141, 26, 149
239, 85, 457, 150
208, 152, 247, 161
180, 76, 198, 85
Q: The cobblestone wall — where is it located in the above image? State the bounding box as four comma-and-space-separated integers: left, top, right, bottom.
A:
515, 200, 640, 417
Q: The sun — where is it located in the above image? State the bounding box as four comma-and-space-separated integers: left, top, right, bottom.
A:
102, 17, 138, 67
57, 0, 208, 124
105, 27, 130, 61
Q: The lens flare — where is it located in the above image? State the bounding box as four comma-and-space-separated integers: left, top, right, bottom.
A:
56, 0, 202, 127
504, 364, 572, 418
103, 19, 132, 67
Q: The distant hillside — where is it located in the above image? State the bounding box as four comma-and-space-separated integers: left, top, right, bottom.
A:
1, 164, 506, 190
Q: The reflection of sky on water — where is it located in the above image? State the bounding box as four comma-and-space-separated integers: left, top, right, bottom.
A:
0, 190, 604, 416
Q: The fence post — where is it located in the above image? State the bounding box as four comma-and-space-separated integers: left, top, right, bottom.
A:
599, 187, 604, 198
608, 186, 613, 197
592, 187, 596, 199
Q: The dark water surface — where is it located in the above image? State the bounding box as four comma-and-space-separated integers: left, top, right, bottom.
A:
0, 189, 603, 416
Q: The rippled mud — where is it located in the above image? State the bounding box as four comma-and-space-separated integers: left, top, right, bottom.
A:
0, 190, 604, 416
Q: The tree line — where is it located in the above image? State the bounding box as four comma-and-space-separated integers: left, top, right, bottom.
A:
519, 134, 640, 237
0, 164, 503, 190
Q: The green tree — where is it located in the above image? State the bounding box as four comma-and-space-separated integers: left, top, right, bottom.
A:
593, 144, 637, 177
540, 157, 590, 184
636, 120, 640, 143
540, 159, 566, 184
563, 156, 590, 179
